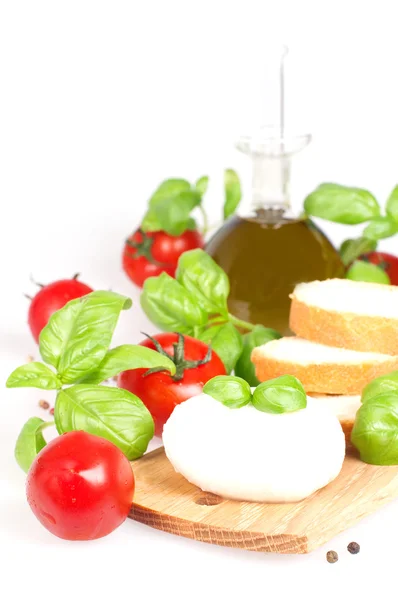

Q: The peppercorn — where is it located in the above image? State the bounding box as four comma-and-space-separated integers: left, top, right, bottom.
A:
38, 400, 50, 410
326, 550, 338, 563
49, 407, 54, 415
347, 542, 360, 555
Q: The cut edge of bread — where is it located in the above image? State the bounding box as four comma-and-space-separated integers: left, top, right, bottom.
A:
290, 290, 398, 356
251, 346, 398, 395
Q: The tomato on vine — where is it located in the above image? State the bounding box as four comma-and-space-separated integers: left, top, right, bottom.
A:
122, 228, 204, 288
117, 332, 226, 435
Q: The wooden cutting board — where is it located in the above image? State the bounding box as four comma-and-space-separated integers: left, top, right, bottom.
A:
129, 447, 398, 554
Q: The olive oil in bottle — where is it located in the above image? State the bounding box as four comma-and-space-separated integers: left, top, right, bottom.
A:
206, 48, 344, 334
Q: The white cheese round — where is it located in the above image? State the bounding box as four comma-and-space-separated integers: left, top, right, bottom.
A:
163, 393, 345, 503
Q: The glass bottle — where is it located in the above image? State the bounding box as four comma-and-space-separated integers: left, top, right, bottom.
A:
206, 47, 344, 335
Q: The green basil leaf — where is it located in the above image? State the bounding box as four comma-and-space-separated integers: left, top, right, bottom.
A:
386, 185, 398, 222
235, 325, 281, 386
15, 417, 49, 473
362, 371, 398, 404
141, 272, 207, 333
80, 344, 176, 384
141, 208, 163, 233
203, 375, 251, 408
55, 385, 154, 460
198, 323, 243, 374
152, 190, 202, 236
339, 237, 378, 266
304, 183, 380, 224
252, 375, 307, 414
351, 393, 398, 465
6, 362, 62, 390
176, 249, 230, 316
39, 291, 132, 384
141, 179, 192, 233
195, 176, 209, 196
346, 260, 390, 285
224, 169, 242, 220
148, 179, 191, 208
363, 216, 398, 241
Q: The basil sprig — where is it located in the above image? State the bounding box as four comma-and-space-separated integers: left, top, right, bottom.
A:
139, 170, 242, 238
7, 290, 176, 471
351, 371, 398, 465
203, 374, 308, 414
141, 249, 275, 374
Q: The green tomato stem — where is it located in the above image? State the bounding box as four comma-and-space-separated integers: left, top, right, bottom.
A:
228, 313, 255, 331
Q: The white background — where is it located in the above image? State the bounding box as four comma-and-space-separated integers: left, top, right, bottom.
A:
1, 1, 398, 598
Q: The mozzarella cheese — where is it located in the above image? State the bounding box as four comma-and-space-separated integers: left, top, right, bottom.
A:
163, 393, 345, 503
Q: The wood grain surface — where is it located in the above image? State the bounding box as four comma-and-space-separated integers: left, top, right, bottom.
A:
129, 447, 398, 554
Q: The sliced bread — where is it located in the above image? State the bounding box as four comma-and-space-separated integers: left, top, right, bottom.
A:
308, 394, 361, 444
290, 278, 398, 355
251, 337, 398, 395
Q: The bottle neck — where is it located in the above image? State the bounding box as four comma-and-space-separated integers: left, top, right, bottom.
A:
251, 155, 291, 210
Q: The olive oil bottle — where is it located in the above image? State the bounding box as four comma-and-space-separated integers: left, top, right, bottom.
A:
206, 48, 344, 334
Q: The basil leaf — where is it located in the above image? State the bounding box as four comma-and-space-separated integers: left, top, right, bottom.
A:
141, 208, 163, 233
141, 272, 207, 333
80, 344, 176, 384
6, 362, 62, 390
224, 169, 242, 220
351, 393, 398, 465
55, 385, 154, 460
339, 237, 378, 266
148, 179, 191, 208
235, 325, 281, 386
386, 185, 398, 222
203, 375, 251, 409
363, 216, 398, 241
195, 176, 209, 196
39, 291, 132, 384
198, 323, 243, 374
346, 260, 390, 285
252, 375, 307, 414
304, 183, 380, 224
152, 190, 202, 236
141, 179, 192, 233
176, 249, 230, 316
362, 371, 398, 404
15, 417, 49, 473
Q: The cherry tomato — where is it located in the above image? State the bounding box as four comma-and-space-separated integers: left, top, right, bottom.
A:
26, 431, 135, 541
118, 333, 226, 435
28, 276, 93, 343
360, 251, 398, 285
122, 228, 204, 288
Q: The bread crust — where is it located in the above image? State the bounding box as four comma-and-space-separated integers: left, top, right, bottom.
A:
290, 296, 398, 356
251, 349, 398, 395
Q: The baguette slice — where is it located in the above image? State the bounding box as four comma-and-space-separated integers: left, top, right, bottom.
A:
251, 337, 398, 395
290, 278, 398, 355
308, 394, 361, 445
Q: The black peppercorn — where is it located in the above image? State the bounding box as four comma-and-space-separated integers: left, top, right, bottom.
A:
326, 550, 338, 563
347, 542, 360, 554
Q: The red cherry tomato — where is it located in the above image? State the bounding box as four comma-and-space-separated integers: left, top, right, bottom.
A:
118, 333, 226, 435
26, 431, 135, 541
360, 251, 398, 285
122, 228, 204, 288
28, 277, 93, 343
